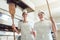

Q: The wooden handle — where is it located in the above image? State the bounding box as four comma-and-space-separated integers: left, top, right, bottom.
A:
9, 3, 15, 15
46, 0, 51, 17
9, 3, 16, 40
46, 0, 57, 39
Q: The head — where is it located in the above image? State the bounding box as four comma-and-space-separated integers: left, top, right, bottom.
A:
22, 12, 27, 18
38, 12, 44, 20
22, 10, 28, 18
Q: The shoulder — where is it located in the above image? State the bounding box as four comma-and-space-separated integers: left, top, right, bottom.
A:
44, 20, 51, 23
18, 20, 23, 24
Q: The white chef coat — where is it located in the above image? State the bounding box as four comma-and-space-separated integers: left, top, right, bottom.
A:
34, 20, 53, 40
18, 21, 33, 40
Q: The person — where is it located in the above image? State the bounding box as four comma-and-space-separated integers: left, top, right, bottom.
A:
34, 11, 57, 40
12, 9, 33, 40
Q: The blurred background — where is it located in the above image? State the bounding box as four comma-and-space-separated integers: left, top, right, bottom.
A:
0, 0, 60, 40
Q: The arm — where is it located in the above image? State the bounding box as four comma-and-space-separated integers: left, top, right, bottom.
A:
31, 28, 36, 37
18, 29, 21, 33
12, 24, 19, 34
50, 16, 57, 37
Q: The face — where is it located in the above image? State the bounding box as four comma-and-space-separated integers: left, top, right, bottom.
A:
22, 12, 27, 18
38, 13, 44, 19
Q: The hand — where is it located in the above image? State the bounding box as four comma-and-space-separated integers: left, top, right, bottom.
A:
54, 32, 57, 38
12, 24, 19, 34
33, 31, 36, 37
30, 31, 36, 37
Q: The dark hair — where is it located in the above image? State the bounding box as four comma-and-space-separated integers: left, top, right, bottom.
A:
22, 12, 27, 16
22, 12, 25, 15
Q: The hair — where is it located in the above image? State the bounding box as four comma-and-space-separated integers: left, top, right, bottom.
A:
22, 12, 25, 15
22, 9, 27, 15
22, 12, 27, 16
38, 12, 45, 16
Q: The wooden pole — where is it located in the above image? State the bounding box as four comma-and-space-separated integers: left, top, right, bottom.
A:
46, 0, 51, 17
9, 3, 15, 16
12, 17, 15, 40
9, 3, 15, 40
46, 0, 57, 40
